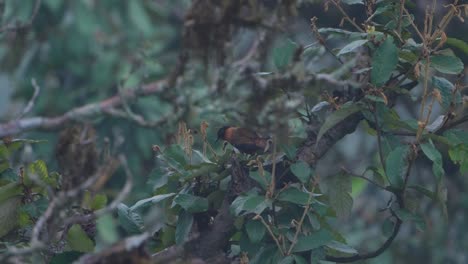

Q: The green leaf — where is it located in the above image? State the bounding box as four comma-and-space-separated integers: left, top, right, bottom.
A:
382, 218, 395, 237
420, 140, 444, 182
290, 161, 312, 184
0, 161, 9, 175
50, 251, 83, 264
326, 174, 353, 219
443, 129, 468, 146
147, 168, 170, 191
0, 182, 23, 203
173, 193, 208, 213
437, 184, 448, 222
385, 145, 409, 188
239, 232, 261, 257
316, 102, 361, 145
21, 196, 48, 218
273, 39, 299, 70
249, 171, 271, 190
0, 196, 21, 238
231, 193, 272, 216
83, 191, 107, 211
250, 245, 282, 264
117, 204, 143, 234
131, 193, 175, 211
399, 50, 418, 63
446, 37, 468, 55
7, 139, 46, 152
363, 166, 386, 186
243, 196, 272, 215
432, 76, 459, 109
281, 144, 298, 160
342, 0, 364, 4
245, 219, 266, 243
31, 159, 49, 178
395, 209, 426, 231
371, 36, 398, 86
91, 194, 108, 211
326, 241, 358, 255
337, 39, 368, 56
277, 187, 316, 205
18, 210, 32, 227
293, 255, 308, 264
97, 214, 119, 244
128, 1, 153, 36
365, 94, 387, 104
175, 210, 193, 245
279, 256, 295, 264
28, 160, 58, 188
310, 247, 326, 264
448, 144, 468, 173
0, 144, 9, 159
430, 55, 464, 74
163, 144, 187, 167
66, 224, 95, 253
318, 28, 366, 38
291, 229, 333, 252
408, 185, 435, 200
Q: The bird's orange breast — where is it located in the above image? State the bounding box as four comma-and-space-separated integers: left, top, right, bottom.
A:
223, 127, 236, 142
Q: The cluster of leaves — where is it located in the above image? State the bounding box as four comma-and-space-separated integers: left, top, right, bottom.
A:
0, 139, 119, 263
0, 140, 53, 239
118, 138, 358, 263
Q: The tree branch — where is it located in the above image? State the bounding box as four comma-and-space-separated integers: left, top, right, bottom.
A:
0, 80, 167, 137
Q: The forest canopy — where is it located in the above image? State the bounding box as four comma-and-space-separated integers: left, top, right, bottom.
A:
0, 1, 467, 263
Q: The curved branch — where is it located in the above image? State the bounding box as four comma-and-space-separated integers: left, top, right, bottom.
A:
0, 53, 188, 137
326, 215, 402, 263
0, 80, 167, 137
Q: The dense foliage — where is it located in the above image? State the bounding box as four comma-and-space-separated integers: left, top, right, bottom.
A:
0, 1, 467, 263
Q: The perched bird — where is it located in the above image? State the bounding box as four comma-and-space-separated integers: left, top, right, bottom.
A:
217, 126, 271, 154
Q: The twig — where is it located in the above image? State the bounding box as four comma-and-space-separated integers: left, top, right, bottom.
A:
0, 79, 167, 137
372, 104, 386, 172
254, 215, 285, 256
287, 184, 316, 255
416, 55, 431, 141
310, 17, 344, 65
325, 213, 402, 262
62, 155, 133, 227
232, 34, 261, 68
0, 52, 189, 138
341, 166, 387, 191
328, 0, 365, 33
438, 115, 468, 133
402, 144, 417, 194
17, 78, 41, 119
31, 170, 103, 244
397, 0, 405, 34
268, 136, 277, 198
103, 107, 174, 127
403, 8, 425, 42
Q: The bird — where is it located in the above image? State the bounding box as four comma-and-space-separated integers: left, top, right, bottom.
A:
216, 126, 271, 154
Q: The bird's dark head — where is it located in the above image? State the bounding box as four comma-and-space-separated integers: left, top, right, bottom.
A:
216, 126, 231, 142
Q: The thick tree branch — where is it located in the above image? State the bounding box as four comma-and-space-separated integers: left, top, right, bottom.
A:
297, 112, 364, 164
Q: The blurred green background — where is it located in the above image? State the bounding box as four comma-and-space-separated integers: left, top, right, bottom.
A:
1, 1, 467, 263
